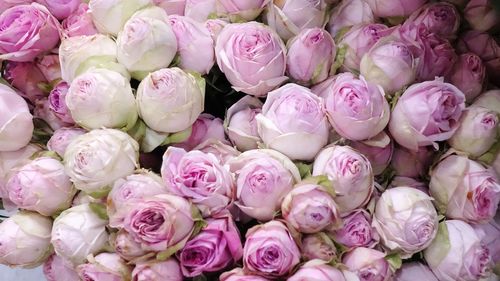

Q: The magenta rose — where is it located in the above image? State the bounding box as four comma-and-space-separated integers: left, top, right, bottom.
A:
342, 247, 392, 281
389, 79, 465, 151
349, 132, 394, 175
220, 268, 270, 281
178, 213, 243, 277
446, 53, 486, 102
301, 233, 337, 262
47, 127, 86, 157
62, 3, 98, 37
43, 254, 80, 281
36, 0, 80, 20
366, 0, 428, 17
332, 209, 379, 249
76, 253, 132, 281
4, 61, 47, 104
48, 81, 74, 124
405, 2, 460, 40
132, 259, 183, 281
390, 146, 433, 178
0, 3, 60, 62
174, 114, 227, 151
243, 221, 301, 278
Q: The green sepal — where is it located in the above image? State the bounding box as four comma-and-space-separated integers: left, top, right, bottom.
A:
126, 119, 147, 143
477, 140, 500, 164
385, 252, 402, 271
30, 150, 62, 161
425, 221, 451, 268
301, 175, 336, 197
163, 126, 193, 145
88, 187, 111, 199
190, 205, 207, 238
331, 44, 347, 75
295, 162, 312, 179
37, 82, 53, 94
89, 202, 109, 221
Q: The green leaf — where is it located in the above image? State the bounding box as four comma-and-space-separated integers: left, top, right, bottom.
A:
89, 203, 109, 221
164, 126, 192, 144
295, 162, 312, 179
331, 44, 347, 75
385, 253, 402, 270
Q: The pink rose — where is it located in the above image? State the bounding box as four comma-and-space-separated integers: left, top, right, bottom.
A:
473, 214, 500, 268
286, 27, 336, 86
204, 19, 228, 41
184, 0, 216, 22
4, 61, 47, 103
430, 154, 500, 224
161, 147, 234, 217
328, 0, 374, 36
225, 96, 263, 151
366, 0, 428, 17
389, 79, 465, 151
62, 3, 98, 37
301, 233, 337, 262
36, 54, 61, 82
342, 247, 392, 281
43, 254, 80, 281
112, 230, 147, 261
220, 268, 270, 281
288, 260, 348, 281
34, 97, 73, 131
394, 262, 438, 281
243, 221, 300, 278
76, 253, 132, 281
0, 0, 33, 13
178, 213, 243, 277
390, 146, 433, 178
405, 2, 460, 40
194, 139, 241, 165
446, 53, 486, 102
215, 22, 287, 97
48, 82, 74, 124
47, 127, 86, 157
153, 0, 186, 16
216, 0, 270, 22
349, 132, 394, 175
332, 209, 379, 249
36, 0, 80, 20
174, 114, 227, 151
132, 259, 183, 281
0, 3, 60, 62
464, 0, 500, 32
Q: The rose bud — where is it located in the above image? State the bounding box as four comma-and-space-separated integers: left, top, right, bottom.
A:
430, 154, 500, 224
332, 209, 379, 249
312, 145, 374, 213
264, 0, 328, 41
243, 221, 300, 278
168, 15, 214, 75
43, 254, 80, 281
132, 258, 183, 281
66, 68, 138, 130
449, 106, 498, 157
51, 204, 109, 266
282, 183, 341, 234
117, 7, 177, 80
36, 54, 61, 82
109, 194, 196, 253
389, 79, 465, 151
349, 132, 394, 175
286, 28, 336, 86
215, 22, 287, 97
64, 129, 139, 196
342, 247, 392, 281
457, 31, 499, 79
464, 0, 500, 32
59, 34, 129, 83
0, 211, 53, 268
216, 0, 270, 22
225, 96, 263, 152
366, 0, 428, 18
161, 146, 234, 217
256, 83, 329, 161
0, 0, 33, 13
47, 127, 86, 157
48, 82, 74, 125
424, 220, 493, 281
62, 3, 98, 37
395, 262, 438, 281
228, 149, 301, 221
301, 233, 337, 262
6, 157, 76, 216
178, 214, 243, 277
205, 19, 228, 41
360, 39, 416, 94
446, 53, 486, 102
373, 187, 438, 257
406, 2, 460, 40
288, 260, 348, 281
194, 139, 241, 165
474, 90, 500, 114
110, 230, 147, 261
0, 3, 60, 62
36, 0, 80, 20
137, 67, 205, 134
391, 146, 433, 178
35, 98, 74, 131
338, 23, 391, 72
473, 214, 500, 269
328, 0, 374, 36
3, 61, 47, 104
77, 253, 132, 281
184, 0, 216, 22
154, 0, 186, 15
175, 114, 227, 151
220, 268, 270, 281
0, 84, 34, 152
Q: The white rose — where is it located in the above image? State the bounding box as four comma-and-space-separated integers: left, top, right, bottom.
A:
89, 0, 152, 36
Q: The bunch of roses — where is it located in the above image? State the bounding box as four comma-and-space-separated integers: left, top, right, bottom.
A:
0, 0, 499, 280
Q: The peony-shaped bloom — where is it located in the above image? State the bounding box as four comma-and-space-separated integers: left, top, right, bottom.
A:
132, 259, 183, 281
328, 0, 374, 36
448, 106, 498, 157
228, 149, 301, 221
109, 194, 195, 253
216, 0, 270, 22
161, 146, 234, 217
220, 268, 270, 281
446, 53, 486, 102
34, 98, 73, 131
174, 113, 227, 151
111, 230, 147, 261
342, 247, 392, 281
62, 3, 98, 37
168, 15, 214, 75
0, 0, 33, 13
390, 146, 433, 178
349, 132, 394, 175
406, 2, 460, 40
360, 39, 416, 94
429, 154, 500, 224
473, 213, 500, 269
76, 253, 132, 281
215, 22, 287, 97
0, 84, 34, 152
3, 61, 47, 104
301, 233, 337, 262
51, 203, 109, 266
424, 220, 493, 281
43, 254, 80, 281
264, 0, 328, 41
48, 82, 74, 124
59, 34, 129, 83
184, 0, 216, 22
312, 145, 374, 213
288, 260, 347, 281
47, 127, 86, 157
243, 221, 300, 278
372, 187, 438, 257
256, 83, 329, 161
395, 262, 438, 281
117, 7, 177, 80
88, 0, 152, 36
332, 209, 379, 249
36, 0, 80, 20
194, 139, 241, 165
64, 129, 139, 196
205, 18, 228, 41
0, 211, 53, 268
6, 157, 76, 216
136, 67, 205, 134
66, 68, 138, 130
286, 28, 336, 86
225, 96, 263, 152
389, 79, 466, 151
464, 0, 499, 32
36, 54, 61, 82
0, 3, 60, 62
281, 183, 341, 234
366, 0, 428, 18
178, 214, 243, 277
